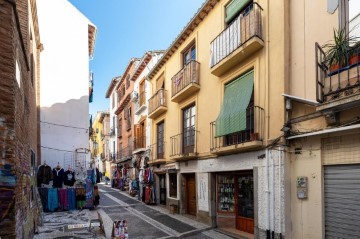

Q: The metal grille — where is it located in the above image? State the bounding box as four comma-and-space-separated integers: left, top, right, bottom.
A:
324, 164, 360, 238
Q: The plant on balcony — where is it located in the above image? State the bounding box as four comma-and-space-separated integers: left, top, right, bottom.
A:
322, 28, 359, 72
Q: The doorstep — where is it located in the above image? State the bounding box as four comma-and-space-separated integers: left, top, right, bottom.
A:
215, 227, 254, 239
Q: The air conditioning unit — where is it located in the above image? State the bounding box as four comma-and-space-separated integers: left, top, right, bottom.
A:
131, 91, 138, 102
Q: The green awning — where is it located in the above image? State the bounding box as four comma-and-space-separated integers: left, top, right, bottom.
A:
215, 70, 254, 137
225, 0, 250, 23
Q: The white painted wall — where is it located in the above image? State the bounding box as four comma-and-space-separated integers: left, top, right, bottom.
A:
179, 149, 286, 236
109, 82, 119, 157
133, 52, 163, 148
37, 0, 95, 169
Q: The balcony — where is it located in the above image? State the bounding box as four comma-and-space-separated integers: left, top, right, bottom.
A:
148, 89, 168, 119
133, 136, 146, 153
171, 60, 200, 103
121, 145, 133, 162
210, 106, 264, 155
117, 125, 122, 138
148, 142, 167, 165
210, 3, 263, 76
170, 128, 198, 161
135, 91, 147, 115
316, 42, 360, 111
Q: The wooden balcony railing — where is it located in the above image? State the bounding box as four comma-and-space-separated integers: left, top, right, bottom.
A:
171, 60, 200, 97
134, 136, 146, 150
148, 89, 167, 115
210, 3, 263, 68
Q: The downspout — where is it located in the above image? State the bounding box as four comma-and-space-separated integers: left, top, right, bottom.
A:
266, 149, 271, 239
279, 147, 283, 239
272, 150, 275, 239
265, 0, 271, 236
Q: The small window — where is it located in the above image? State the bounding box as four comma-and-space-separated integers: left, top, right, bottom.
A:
112, 94, 115, 109
183, 44, 196, 66
169, 173, 177, 198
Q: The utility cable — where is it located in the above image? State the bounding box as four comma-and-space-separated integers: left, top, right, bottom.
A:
40, 145, 88, 154
40, 120, 89, 130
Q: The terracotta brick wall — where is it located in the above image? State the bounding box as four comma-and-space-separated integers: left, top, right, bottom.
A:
0, 0, 39, 238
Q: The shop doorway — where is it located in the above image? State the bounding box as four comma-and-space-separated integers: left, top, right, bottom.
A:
216, 171, 254, 234
236, 173, 254, 234
186, 174, 196, 216
159, 174, 166, 205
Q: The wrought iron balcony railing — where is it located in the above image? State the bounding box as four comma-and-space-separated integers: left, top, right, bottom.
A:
210, 105, 264, 151
171, 60, 200, 97
170, 128, 197, 157
315, 42, 360, 103
210, 3, 263, 68
148, 89, 167, 115
148, 142, 165, 162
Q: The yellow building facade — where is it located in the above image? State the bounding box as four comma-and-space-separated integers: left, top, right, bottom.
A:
91, 111, 110, 174
147, 0, 290, 237
145, 0, 359, 238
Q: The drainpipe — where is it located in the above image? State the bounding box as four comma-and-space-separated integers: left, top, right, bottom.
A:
272, 150, 276, 239
279, 147, 283, 239
266, 149, 271, 239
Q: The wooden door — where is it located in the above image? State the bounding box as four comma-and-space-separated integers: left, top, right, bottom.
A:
236, 173, 254, 234
187, 174, 196, 216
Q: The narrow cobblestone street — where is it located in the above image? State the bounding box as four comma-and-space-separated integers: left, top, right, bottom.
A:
97, 183, 234, 239
33, 182, 234, 239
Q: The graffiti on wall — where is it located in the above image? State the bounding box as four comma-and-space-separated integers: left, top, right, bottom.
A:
0, 164, 16, 228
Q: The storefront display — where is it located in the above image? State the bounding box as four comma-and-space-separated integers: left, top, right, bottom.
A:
37, 163, 100, 212
217, 175, 235, 212
216, 171, 254, 234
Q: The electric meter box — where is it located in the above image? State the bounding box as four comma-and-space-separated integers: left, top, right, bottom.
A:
297, 176, 308, 199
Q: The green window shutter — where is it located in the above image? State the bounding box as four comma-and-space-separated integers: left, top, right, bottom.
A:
225, 0, 250, 23
215, 70, 254, 137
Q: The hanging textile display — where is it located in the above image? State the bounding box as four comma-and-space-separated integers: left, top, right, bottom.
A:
86, 169, 95, 209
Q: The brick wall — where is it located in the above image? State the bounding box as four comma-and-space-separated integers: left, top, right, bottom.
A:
0, 0, 39, 238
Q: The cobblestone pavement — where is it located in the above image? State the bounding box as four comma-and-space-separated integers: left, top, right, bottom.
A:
32, 183, 234, 239
33, 209, 105, 239
97, 183, 234, 239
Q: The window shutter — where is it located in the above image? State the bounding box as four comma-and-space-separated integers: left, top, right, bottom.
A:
225, 0, 250, 23
215, 70, 254, 137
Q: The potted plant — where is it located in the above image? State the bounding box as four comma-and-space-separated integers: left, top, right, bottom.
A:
322, 28, 359, 73
349, 41, 360, 66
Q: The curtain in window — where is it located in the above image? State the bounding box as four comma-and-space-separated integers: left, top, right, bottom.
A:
215, 70, 254, 137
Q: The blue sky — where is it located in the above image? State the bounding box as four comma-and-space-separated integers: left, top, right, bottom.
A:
68, 0, 206, 116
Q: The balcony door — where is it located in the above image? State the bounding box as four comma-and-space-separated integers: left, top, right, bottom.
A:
157, 121, 164, 159
183, 105, 196, 154
139, 79, 146, 106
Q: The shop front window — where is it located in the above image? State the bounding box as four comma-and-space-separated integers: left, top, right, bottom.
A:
217, 175, 235, 212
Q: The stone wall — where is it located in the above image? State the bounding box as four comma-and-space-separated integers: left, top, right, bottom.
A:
0, 0, 39, 238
